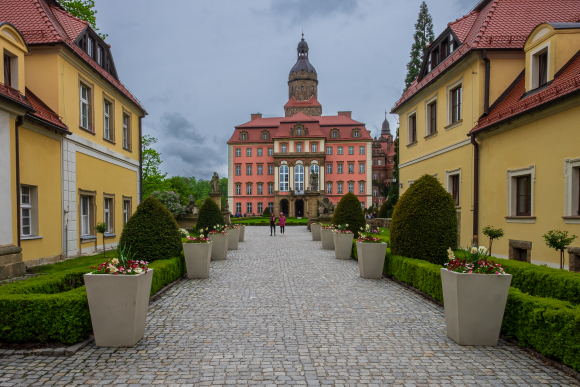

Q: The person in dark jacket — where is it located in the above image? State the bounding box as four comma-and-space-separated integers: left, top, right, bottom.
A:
270, 213, 276, 236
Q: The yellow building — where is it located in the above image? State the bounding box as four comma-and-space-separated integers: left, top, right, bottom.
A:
0, 0, 146, 276
391, 0, 579, 268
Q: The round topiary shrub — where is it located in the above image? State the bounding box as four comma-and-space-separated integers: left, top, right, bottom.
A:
390, 174, 457, 265
378, 200, 391, 218
262, 207, 271, 217
331, 193, 366, 237
197, 197, 224, 235
118, 196, 182, 262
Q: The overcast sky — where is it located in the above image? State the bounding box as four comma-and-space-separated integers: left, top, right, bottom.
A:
96, 0, 476, 179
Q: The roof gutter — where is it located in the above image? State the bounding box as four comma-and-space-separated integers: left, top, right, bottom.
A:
470, 134, 479, 247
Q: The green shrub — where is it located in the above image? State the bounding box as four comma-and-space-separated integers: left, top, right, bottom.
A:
378, 201, 391, 218
262, 207, 271, 217
118, 196, 182, 262
331, 193, 366, 237
390, 174, 457, 265
197, 197, 225, 235
148, 253, 186, 296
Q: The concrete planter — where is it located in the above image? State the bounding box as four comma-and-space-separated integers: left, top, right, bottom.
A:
239, 225, 245, 242
209, 233, 229, 261
356, 242, 387, 279
311, 224, 321, 241
228, 228, 240, 250
84, 269, 153, 347
333, 233, 354, 260
441, 269, 512, 346
183, 243, 211, 279
320, 229, 335, 250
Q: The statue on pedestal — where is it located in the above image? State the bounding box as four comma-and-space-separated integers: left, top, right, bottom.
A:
309, 172, 319, 191
183, 196, 199, 216
211, 172, 220, 193
318, 196, 335, 215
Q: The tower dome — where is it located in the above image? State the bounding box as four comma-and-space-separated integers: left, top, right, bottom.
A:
285, 34, 321, 116
290, 35, 316, 74
381, 112, 391, 136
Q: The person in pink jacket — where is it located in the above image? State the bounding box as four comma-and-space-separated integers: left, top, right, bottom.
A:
279, 212, 286, 236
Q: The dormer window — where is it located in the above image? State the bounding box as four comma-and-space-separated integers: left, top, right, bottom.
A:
296, 127, 302, 135
87, 37, 93, 57
240, 131, 248, 140
538, 51, 548, 87
331, 129, 339, 138
531, 46, 549, 90
352, 128, 361, 138
431, 48, 439, 69
97, 46, 103, 66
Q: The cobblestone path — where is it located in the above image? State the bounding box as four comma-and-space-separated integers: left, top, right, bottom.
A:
1, 226, 578, 386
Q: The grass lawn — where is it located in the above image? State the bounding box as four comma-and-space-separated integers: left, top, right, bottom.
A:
231, 217, 308, 225
28, 249, 119, 275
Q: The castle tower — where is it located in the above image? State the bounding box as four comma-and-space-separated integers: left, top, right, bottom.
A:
285, 34, 322, 117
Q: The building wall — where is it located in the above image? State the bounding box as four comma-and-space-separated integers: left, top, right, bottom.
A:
0, 111, 14, 246
478, 103, 580, 267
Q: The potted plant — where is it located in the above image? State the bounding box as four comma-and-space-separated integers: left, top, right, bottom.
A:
333, 224, 354, 260
442, 247, 511, 346
84, 245, 152, 347
227, 224, 240, 250
208, 225, 229, 260
320, 224, 335, 250
183, 231, 211, 279
356, 225, 387, 278
239, 224, 246, 242
311, 222, 321, 241
95, 222, 108, 257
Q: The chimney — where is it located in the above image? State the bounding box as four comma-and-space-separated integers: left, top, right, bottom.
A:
337, 111, 352, 119
251, 113, 262, 120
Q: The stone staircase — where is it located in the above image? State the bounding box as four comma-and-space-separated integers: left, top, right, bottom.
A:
0, 244, 26, 280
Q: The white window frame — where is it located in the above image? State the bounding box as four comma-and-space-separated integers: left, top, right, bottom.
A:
281, 144, 287, 153
424, 94, 438, 136
235, 148, 241, 157
295, 164, 304, 191
123, 199, 131, 225
258, 202, 263, 213
258, 184, 263, 195
406, 109, 417, 145
97, 46, 103, 66
103, 101, 111, 140
246, 185, 252, 195
257, 148, 263, 156
337, 183, 343, 194
257, 165, 263, 175
530, 41, 550, 90
279, 165, 289, 191
246, 148, 252, 157
268, 165, 274, 175
122, 114, 129, 149
87, 37, 93, 57
564, 157, 580, 223
337, 146, 343, 155
445, 167, 461, 208
311, 143, 318, 152
337, 164, 343, 174
446, 77, 463, 129
104, 198, 112, 233
247, 202, 252, 214
348, 182, 354, 193
80, 84, 90, 130
326, 183, 332, 194
235, 166, 241, 175
359, 146, 365, 154
236, 203, 242, 214
359, 182, 365, 194
20, 186, 32, 237
326, 164, 332, 174
81, 195, 91, 236
326, 146, 332, 155
268, 148, 274, 156
236, 184, 241, 195
348, 163, 354, 174
268, 184, 274, 194
268, 202, 274, 213
348, 146, 354, 155
296, 144, 303, 153
506, 165, 536, 223
246, 165, 252, 175
359, 163, 365, 174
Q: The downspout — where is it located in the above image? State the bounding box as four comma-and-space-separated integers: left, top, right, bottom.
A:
471, 134, 479, 246
482, 50, 490, 115
139, 116, 143, 203
15, 116, 24, 247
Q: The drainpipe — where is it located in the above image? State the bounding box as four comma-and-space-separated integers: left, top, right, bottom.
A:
482, 50, 491, 115
471, 134, 479, 246
139, 116, 143, 203
15, 116, 24, 247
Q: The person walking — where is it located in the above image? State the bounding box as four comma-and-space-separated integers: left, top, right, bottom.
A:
270, 213, 276, 236
279, 212, 286, 236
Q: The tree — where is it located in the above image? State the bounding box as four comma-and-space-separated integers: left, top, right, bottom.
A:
404, 1, 435, 91
59, 0, 107, 40
331, 193, 366, 238
542, 230, 578, 270
482, 226, 504, 256
384, 128, 400, 217
167, 176, 195, 205
197, 197, 224, 236
150, 190, 184, 217
95, 222, 107, 258
142, 135, 169, 198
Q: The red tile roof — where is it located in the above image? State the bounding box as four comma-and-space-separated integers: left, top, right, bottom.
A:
472, 51, 580, 133
25, 87, 68, 131
0, 83, 33, 110
392, 0, 575, 113
284, 96, 322, 108
0, 0, 145, 114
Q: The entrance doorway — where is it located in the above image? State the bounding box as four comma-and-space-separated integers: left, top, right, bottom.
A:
280, 199, 289, 217
295, 199, 304, 217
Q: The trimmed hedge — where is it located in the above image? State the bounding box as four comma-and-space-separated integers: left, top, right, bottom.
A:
197, 197, 225, 235
331, 193, 366, 237
262, 207, 271, 217
0, 255, 187, 344
118, 196, 182, 262
378, 200, 390, 218
390, 174, 457, 265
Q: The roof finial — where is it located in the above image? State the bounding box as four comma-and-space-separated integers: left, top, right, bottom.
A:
385, 109, 387, 119
302, 30, 304, 40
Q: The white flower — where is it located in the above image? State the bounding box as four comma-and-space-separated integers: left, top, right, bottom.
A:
108, 265, 118, 273
134, 267, 143, 274
478, 246, 488, 255
345, 224, 349, 227
470, 247, 478, 254
111, 258, 119, 266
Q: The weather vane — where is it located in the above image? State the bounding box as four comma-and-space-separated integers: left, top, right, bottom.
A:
302, 30, 304, 39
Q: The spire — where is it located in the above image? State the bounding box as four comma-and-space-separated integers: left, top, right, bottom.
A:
381, 111, 391, 136
297, 33, 309, 59
290, 34, 316, 74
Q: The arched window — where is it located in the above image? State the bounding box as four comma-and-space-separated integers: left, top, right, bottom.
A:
294, 165, 304, 191
279, 165, 289, 192
310, 164, 319, 191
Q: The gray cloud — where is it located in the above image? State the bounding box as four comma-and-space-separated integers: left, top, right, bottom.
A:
270, 0, 359, 23
159, 112, 205, 142
163, 142, 225, 178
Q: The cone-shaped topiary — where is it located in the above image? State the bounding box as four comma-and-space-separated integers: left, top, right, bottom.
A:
118, 196, 182, 262
331, 193, 366, 237
378, 200, 391, 218
390, 174, 457, 265
197, 197, 224, 235
262, 207, 271, 217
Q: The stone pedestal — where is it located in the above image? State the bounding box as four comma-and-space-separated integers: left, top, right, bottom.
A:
568, 246, 580, 272
176, 214, 198, 232
222, 210, 231, 226
318, 214, 333, 226
0, 244, 26, 280
210, 192, 222, 210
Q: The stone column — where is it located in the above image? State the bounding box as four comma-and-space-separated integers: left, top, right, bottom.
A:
210, 192, 222, 210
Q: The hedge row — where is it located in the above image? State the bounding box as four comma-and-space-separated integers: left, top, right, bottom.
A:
351, 243, 580, 372
0, 255, 186, 344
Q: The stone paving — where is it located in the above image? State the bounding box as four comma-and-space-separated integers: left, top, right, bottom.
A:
0, 226, 578, 386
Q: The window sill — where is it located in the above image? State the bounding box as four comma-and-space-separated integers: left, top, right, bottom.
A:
79, 126, 96, 135
424, 131, 438, 140
80, 235, 97, 241
123, 147, 132, 153
104, 233, 117, 238
505, 216, 536, 224
103, 137, 116, 145
406, 141, 418, 148
562, 216, 580, 224
21, 235, 43, 240
445, 120, 463, 131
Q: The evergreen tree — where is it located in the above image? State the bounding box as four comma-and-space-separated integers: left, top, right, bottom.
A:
384, 128, 400, 217
404, 1, 435, 91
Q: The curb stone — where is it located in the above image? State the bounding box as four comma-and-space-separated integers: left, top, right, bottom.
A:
0, 335, 94, 358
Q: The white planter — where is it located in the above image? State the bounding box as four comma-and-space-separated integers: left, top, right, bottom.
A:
84, 269, 153, 347
183, 243, 211, 279
320, 229, 335, 250
356, 242, 387, 279
209, 233, 229, 260
239, 225, 245, 242
228, 228, 240, 250
333, 233, 354, 260
441, 269, 512, 346
311, 224, 321, 241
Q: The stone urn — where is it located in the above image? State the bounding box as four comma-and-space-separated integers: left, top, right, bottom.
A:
440, 269, 512, 346
183, 242, 211, 279
84, 269, 153, 347
333, 232, 354, 260
311, 224, 321, 241
356, 242, 387, 278
209, 233, 229, 261
239, 224, 246, 242
320, 228, 335, 250
228, 228, 240, 250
